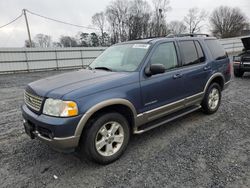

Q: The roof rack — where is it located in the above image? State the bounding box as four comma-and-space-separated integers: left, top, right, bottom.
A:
128, 33, 210, 41
131, 36, 165, 40
166, 33, 210, 38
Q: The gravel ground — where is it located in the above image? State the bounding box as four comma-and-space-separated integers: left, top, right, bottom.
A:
0, 70, 249, 188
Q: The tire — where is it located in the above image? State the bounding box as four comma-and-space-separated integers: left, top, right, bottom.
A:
79, 112, 130, 165
234, 69, 244, 77
201, 82, 221, 114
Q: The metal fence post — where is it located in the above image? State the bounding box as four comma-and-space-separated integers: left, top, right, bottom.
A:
24, 49, 30, 72
233, 42, 235, 53
80, 49, 84, 68
55, 49, 59, 70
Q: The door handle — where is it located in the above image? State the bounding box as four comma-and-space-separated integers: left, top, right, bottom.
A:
173, 73, 182, 79
204, 65, 211, 71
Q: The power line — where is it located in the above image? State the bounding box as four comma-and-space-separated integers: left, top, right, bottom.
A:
25, 9, 99, 31
0, 13, 23, 29
2, 15, 23, 47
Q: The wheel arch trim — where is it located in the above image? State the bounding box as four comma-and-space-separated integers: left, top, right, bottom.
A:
74, 98, 137, 141
203, 72, 225, 92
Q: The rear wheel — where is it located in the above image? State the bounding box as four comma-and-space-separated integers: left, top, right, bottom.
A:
234, 69, 244, 77
201, 83, 221, 114
79, 112, 130, 164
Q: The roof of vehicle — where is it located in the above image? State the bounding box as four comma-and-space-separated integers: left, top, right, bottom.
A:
117, 34, 217, 45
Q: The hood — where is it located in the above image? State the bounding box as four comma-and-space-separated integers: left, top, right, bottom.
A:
28, 69, 138, 99
241, 37, 250, 51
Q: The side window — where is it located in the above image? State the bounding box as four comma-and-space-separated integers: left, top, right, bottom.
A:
205, 39, 227, 60
150, 42, 178, 70
195, 41, 206, 63
179, 41, 200, 66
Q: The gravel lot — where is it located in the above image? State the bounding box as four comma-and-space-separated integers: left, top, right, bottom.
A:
0, 70, 249, 188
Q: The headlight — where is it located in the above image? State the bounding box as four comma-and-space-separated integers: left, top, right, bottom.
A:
43, 98, 78, 117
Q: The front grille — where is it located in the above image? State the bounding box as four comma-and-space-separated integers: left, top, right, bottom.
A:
242, 55, 250, 62
24, 91, 43, 112
243, 63, 250, 68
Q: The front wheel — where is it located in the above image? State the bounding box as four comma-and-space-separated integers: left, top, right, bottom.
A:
79, 112, 130, 164
201, 83, 221, 114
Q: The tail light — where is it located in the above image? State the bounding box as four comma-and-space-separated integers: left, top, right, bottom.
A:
226, 62, 232, 75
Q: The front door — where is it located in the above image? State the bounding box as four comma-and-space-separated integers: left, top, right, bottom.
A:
140, 42, 185, 121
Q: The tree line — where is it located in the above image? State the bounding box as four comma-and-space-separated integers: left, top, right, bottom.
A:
24, 32, 111, 48
25, 0, 249, 48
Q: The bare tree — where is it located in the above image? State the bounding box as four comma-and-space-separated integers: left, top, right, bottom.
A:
98, 0, 172, 42
89, 33, 99, 47
105, 8, 119, 44
92, 12, 106, 45
78, 32, 90, 47
127, 0, 152, 40
168, 21, 187, 35
59, 36, 78, 47
34, 34, 52, 48
106, 0, 129, 43
101, 32, 111, 46
210, 6, 248, 38
52, 42, 62, 48
184, 8, 207, 34
151, 0, 171, 36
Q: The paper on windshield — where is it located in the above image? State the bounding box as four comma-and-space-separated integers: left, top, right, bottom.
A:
132, 44, 150, 49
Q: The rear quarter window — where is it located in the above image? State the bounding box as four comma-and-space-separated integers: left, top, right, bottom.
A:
195, 41, 206, 63
205, 39, 227, 60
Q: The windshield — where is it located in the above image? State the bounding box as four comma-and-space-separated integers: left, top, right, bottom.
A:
89, 43, 150, 72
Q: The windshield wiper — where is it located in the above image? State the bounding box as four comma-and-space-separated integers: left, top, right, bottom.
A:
94, 67, 113, 71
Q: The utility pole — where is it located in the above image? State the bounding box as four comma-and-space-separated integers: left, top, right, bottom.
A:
23, 9, 32, 47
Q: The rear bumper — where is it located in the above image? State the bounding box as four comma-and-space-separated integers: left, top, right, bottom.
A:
22, 104, 81, 151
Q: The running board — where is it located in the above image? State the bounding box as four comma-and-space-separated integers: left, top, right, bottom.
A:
134, 105, 201, 134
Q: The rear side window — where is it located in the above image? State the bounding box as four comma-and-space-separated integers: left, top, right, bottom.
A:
179, 41, 200, 66
205, 39, 227, 60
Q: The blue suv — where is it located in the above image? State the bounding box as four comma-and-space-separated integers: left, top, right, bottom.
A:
22, 34, 231, 164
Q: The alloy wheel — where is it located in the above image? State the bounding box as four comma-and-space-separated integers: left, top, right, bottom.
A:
95, 121, 124, 157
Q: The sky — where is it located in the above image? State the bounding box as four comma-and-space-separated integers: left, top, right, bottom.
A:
0, 0, 249, 47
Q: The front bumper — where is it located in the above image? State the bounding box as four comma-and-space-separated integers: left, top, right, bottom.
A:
21, 104, 81, 151
234, 62, 250, 72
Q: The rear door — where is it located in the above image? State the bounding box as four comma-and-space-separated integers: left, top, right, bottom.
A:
177, 40, 210, 98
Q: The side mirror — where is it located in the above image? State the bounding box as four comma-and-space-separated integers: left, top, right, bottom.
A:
145, 64, 165, 76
